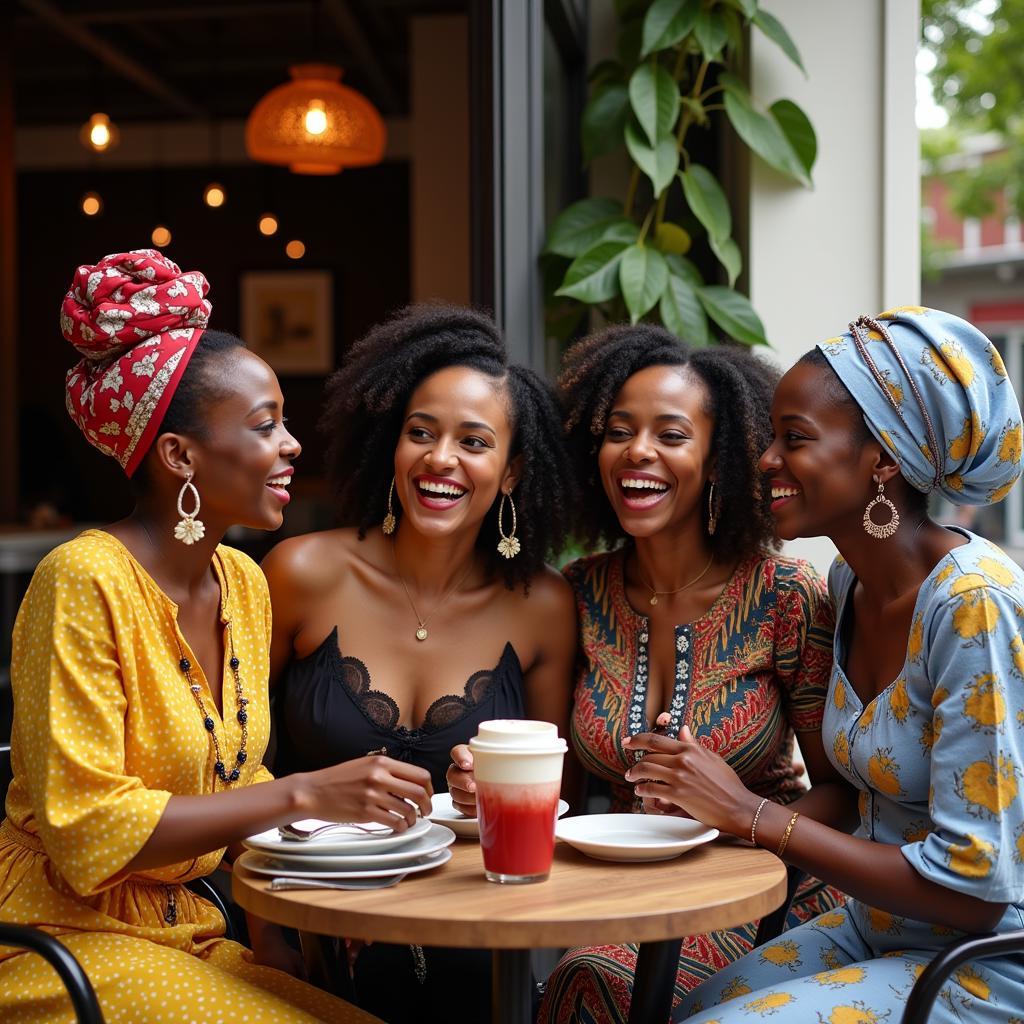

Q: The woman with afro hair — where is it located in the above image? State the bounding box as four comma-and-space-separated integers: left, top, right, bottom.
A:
524, 324, 849, 1024
262, 303, 578, 1023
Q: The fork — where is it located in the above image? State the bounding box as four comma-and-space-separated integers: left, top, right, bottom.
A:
268, 874, 406, 891
279, 820, 393, 841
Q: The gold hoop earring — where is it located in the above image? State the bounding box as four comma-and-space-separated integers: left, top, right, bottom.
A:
707, 481, 717, 536
382, 477, 397, 535
497, 491, 521, 559
174, 474, 206, 545
863, 478, 899, 540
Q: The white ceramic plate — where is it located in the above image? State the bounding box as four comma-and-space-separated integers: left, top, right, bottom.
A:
555, 813, 719, 862
237, 846, 452, 880
243, 815, 432, 856
256, 823, 456, 870
428, 792, 570, 839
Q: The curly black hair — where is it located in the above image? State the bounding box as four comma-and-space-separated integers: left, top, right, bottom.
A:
559, 323, 780, 561
320, 303, 574, 590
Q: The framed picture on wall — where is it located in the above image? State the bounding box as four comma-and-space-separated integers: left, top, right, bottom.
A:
240, 270, 334, 375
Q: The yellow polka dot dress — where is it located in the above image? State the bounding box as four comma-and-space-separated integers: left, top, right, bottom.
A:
0, 530, 378, 1023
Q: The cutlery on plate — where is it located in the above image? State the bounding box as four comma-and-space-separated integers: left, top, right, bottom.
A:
278, 821, 393, 841
268, 874, 406, 891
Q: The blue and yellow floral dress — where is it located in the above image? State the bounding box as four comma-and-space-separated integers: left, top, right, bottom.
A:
675, 530, 1024, 1024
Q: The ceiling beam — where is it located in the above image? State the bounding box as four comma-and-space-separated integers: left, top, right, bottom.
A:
321, 0, 401, 114
17, 0, 205, 118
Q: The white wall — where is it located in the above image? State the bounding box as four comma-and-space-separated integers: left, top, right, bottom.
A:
748, 0, 921, 572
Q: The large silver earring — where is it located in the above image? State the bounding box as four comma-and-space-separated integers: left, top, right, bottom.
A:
382, 477, 397, 535
497, 491, 521, 559
863, 478, 899, 539
174, 474, 206, 545
707, 481, 717, 536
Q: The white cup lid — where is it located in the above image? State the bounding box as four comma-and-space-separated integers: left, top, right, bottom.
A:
468, 719, 567, 754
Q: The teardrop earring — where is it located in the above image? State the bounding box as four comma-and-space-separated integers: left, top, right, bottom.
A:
496, 491, 521, 559
382, 477, 397, 535
174, 474, 206, 545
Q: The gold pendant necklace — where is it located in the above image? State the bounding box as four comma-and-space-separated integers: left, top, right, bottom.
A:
637, 552, 715, 606
393, 542, 476, 641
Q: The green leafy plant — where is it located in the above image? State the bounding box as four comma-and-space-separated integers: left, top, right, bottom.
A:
544, 0, 817, 346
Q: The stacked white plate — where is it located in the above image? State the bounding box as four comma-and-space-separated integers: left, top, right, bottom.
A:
239, 816, 456, 883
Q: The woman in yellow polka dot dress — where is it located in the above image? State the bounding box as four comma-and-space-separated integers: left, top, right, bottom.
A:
0, 251, 432, 1023
624, 309, 1024, 1023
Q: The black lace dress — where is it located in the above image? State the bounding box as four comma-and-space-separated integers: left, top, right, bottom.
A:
272, 627, 526, 1024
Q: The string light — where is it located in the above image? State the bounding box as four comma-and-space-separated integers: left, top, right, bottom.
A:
151, 225, 172, 247
285, 239, 305, 260
258, 213, 279, 236
203, 182, 226, 207
80, 112, 119, 153
80, 192, 103, 216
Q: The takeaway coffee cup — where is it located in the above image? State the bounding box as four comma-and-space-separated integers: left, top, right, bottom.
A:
469, 720, 567, 884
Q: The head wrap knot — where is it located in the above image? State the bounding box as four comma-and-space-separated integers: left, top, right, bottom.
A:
817, 306, 1023, 506
61, 249, 213, 477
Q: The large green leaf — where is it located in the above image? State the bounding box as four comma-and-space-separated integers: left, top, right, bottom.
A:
665, 253, 703, 287
680, 164, 731, 243
753, 9, 805, 75
625, 120, 679, 196
545, 198, 626, 257
556, 241, 630, 303
582, 84, 630, 163
709, 235, 742, 287
620, 244, 669, 323
629, 62, 681, 147
721, 74, 811, 186
660, 273, 710, 345
641, 0, 701, 56
724, 0, 759, 18
698, 286, 769, 345
694, 8, 730, 60
769, 99, 817, 177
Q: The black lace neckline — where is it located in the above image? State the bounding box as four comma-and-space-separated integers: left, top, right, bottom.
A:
304, 627, 519, 737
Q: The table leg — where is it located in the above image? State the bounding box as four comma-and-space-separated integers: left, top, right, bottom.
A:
299, 930, 354, 1002
629, 938, 683, 1024
492, 948, 533, 1024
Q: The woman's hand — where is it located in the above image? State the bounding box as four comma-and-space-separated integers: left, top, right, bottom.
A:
301, 755, 433, 830
446, 744, 477, 816
249, 920, 306, 979
624, 727, 760, 838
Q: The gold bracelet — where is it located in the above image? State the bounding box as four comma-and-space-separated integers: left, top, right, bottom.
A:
750, 797, 769, 846
776, 811, 800, 857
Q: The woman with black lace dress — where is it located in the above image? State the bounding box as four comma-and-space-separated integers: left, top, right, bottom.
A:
263, 305, 578, 1023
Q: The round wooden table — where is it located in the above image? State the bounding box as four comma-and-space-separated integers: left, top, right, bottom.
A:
234, 838, 786, 1024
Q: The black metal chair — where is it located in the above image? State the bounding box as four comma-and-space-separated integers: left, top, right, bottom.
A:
0, 742, 104, 1023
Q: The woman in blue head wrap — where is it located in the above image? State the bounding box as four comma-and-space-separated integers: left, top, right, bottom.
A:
625, 307, 1024, 1024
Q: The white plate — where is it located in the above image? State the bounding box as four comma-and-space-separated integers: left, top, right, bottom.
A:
243, 815, 432, 855
555, 814, 719, 862
428, 792, 570, 839
238, 846, 453, 880
257, 823, 456, 869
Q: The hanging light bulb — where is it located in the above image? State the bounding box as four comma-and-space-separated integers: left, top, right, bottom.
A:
80, 112, 119, 153
80, 192, 103, 217
151, 225, 172, 248
304, 98, 328, 136
258, 213, 279, 236
285, 239, 306, 260
203, 182, 227, 208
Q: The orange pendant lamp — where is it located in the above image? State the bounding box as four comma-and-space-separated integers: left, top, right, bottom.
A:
246, 64, 386, 175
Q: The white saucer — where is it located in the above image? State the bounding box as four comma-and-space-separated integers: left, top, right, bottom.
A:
429, 792, 570, 839
555, 813, 718, 862
244, 815, 432, 856
260, 823, 456, 870
238, 846, 453, 880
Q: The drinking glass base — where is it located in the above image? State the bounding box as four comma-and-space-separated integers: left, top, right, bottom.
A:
484, 869, 550, 884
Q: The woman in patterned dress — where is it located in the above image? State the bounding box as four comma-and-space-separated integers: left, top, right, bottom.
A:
639, 308, 1024, 1024
0, 251, 432, 1023
450, 324, 849, 1023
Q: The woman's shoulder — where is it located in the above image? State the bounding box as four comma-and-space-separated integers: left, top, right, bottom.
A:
750, 551, 826, 594
925, 532, 1024, 611
561, 549, 616, 592
261, 527, 360, 597
518, 563, 575, 617
32, 529, 132, 592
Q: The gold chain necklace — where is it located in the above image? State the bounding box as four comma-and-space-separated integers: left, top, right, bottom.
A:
635, 552, 715, 606
393, 543, 477, 641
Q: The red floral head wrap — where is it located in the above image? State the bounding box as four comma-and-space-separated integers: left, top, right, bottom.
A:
62, 249, 212, 477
